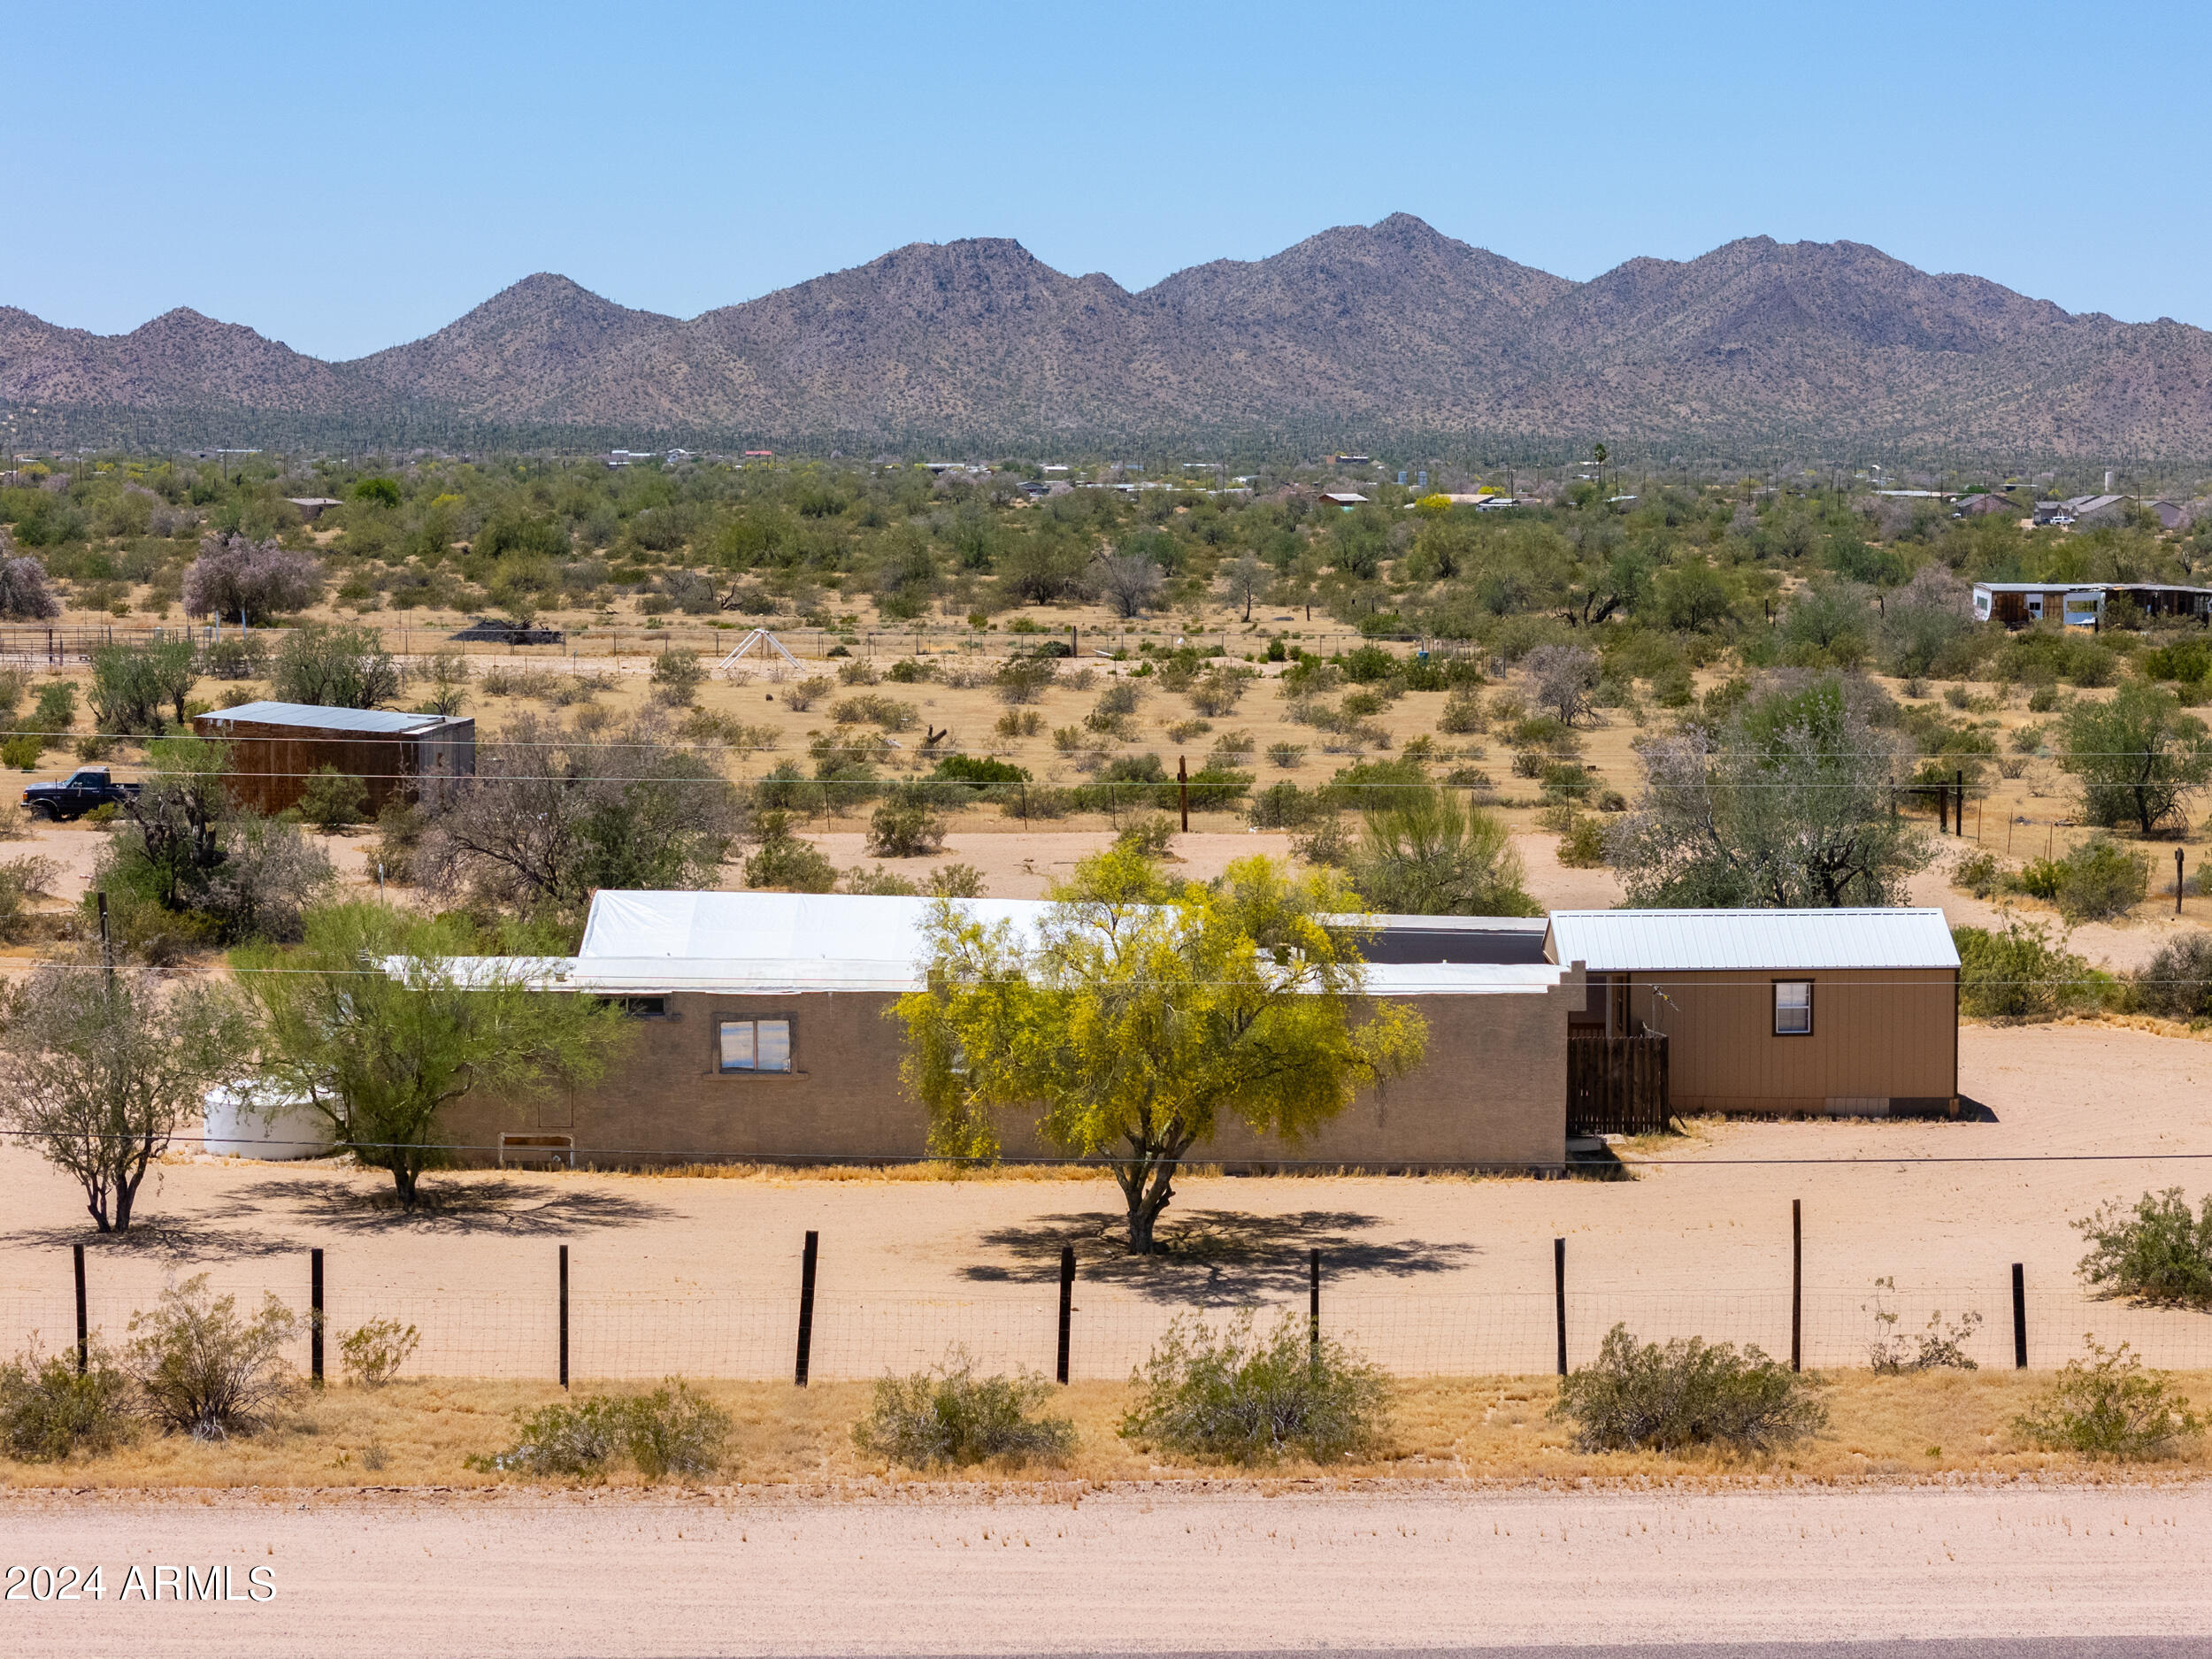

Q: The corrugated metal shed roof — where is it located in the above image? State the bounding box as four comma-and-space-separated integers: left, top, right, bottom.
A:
1545, 909, 1958, 972
198, 701, 457, 735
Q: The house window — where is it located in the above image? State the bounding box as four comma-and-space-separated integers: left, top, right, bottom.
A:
718, 1018, 794, 1074
610, 996, 667, 1019
1773, 980, 1813, 1036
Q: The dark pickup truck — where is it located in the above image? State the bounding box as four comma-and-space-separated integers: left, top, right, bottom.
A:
23, 766, 141, 822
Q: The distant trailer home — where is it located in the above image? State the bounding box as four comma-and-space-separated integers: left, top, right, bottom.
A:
1971, 580, 2212, 628
191, 701, 474, 816
1544, 909, 1960, 1118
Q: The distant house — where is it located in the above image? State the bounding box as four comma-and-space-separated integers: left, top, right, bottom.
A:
2032, 501, 2075, 526
2145, 499, 2197, 532
2063, 493, 2126, 523
1951, 492, 2017, 518
192, 701, 474, 816
1320, 492, 1369, 510
285, 497, 343, 522
1971, 580, 2212, 627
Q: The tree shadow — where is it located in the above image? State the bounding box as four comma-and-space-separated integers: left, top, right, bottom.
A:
961, 1208, 1477, 1302
227, 1175, 674, 1236
3, 1217, 301, 1261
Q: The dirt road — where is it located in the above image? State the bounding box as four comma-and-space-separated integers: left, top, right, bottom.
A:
4, 1483, 2210, 1656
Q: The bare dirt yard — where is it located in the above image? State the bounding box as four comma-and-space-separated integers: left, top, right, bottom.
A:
6, 1482, 2212, 1657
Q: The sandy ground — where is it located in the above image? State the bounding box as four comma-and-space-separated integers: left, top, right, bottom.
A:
4, 1483, 2212, 1656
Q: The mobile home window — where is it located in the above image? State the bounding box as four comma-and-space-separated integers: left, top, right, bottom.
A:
718, 1018, 793, 1073
1772, 981, 1812, 1036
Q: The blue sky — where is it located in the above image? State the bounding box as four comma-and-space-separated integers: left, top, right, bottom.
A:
5, 0, 2206, 359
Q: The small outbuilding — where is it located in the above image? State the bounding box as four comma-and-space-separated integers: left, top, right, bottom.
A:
1544, 909, 1960, 1118
192, 701, 474, 816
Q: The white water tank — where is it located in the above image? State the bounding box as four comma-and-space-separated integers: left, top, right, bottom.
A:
201, 1085, 332, 1160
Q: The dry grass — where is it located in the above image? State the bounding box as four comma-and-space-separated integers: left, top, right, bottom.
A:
9, 1370, 2212, 1492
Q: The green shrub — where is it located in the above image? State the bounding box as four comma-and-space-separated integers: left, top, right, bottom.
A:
2075, 1188, 2212, 1306
0, 735, 39, 771
1955, 918, 2093, 1020
472, 1380, 731, 1482
649, 648, 704, 706
852, 1348, 1075, 1469
1119, 1310, 1389, 1464
1951, 849, 2002, 899
928, 754, 1029, 791
0, 1340, 138, 1461
1248, 780, 1323, 830
338, 1318, 421, 1388
1555, 814, 1609, 868
1339, 644, 1397, 683
1115, 813, 1177, 859
476, 1394, 630, 1479
867, 792, 946, 858
1863, 1279, 1981, 1372
125, 1275, 298, 1440
2132, 932, 2212, 1020
744, 813, 837, 892
2014, 1340, 2205, 1460
1264, 741, 1307, 770
2022, 837, 2148, 922
297, 767, 370, 832
622, 1380, 733, 1480
1550, 1323, 1826, 1454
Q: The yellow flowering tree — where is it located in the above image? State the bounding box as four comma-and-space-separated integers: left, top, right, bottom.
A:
897, 846, 1425, 1254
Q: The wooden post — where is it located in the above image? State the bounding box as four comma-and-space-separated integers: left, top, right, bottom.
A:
1309, 1247, 1321, 1366
310, 1248, 324, 1386
795, 1230, 818, 1386
557, 1245, 569, 1390
1955, 770, 1965, 836
2178, 849, 2187, 917
1177, 754, 1189, 832
1790, 1200, 1802, 1373
72, 1244, 86, 1377
1554, 1238, 1568, 1376
1056, 1245, 1074, 1385
2012, 1263, 2028, 1370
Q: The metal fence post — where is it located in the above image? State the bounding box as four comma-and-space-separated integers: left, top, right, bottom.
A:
310, 1248, 324, 1387
1056, 1245, 1075, 1385
557, 1245, 569, 1391
795, 1230, 818, 1386
1554, 1238, 1568, 1376
73, 1244, 86, 1377
1790, 1200, 1802, 1373
2012, 1263, 2028, 1369
1308, 1247, 1321, 1365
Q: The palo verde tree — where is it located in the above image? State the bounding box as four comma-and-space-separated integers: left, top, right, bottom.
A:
2060, 680, 2212, 835
0, 962, 248, 1233
236, 902, 630, 1209
897, 845, 1425, 1254
1609, 674, 1930, 908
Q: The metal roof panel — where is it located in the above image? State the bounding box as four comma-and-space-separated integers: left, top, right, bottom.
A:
1545, 909, 1958, 972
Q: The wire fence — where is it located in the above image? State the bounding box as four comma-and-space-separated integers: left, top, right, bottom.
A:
10, 1257, 2210, 1383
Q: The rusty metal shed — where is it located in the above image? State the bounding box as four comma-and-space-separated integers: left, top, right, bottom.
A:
192, 701, 474, 815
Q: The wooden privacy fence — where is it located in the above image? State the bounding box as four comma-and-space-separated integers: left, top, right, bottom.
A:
1567, 1033, 1670, 1137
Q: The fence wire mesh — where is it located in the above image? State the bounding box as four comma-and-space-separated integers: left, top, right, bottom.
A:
11, 1264, 2212, 1383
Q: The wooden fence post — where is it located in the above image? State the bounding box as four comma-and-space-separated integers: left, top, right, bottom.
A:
1308, 1247, 1321, 1365
795, 1230, 819, 1386
73, 1244, 86, 1378
2011, 1263, 2027, 1370
1056, 1245, 1074, 1386
557, 1245, 569, 1391
310, 1248, 324, 1387
1178, 754, 1189, 833
1790, 1201, 1801, 1373
1554, 1238, 1568, 1376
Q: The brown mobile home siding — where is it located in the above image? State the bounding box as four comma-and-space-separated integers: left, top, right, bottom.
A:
191, 712, 474, 815
1614, 966, 1956, 1115
443, 977, 1579, 1171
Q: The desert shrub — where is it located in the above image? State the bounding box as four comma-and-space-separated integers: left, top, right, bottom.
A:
1187, 669, 1248, 718
272, 623, 399, 709
835, 657, 881, 686
0, 556, 60, 621
868, 792, 947, 857
474, 1381, 730, 1481
0, 1339, 138, 1461
928, 754, 1029, 793
1210, 728, 1256, 758
297, 767, 370, 833
1265, 741, 1307, 770
843, 864, 918, 895
2013, 1340, 2206, 1460
2017, 837, 2147, 922
1094, 679, 1142, 716
1120, 1310, 1388, 1464
1550, 1324, 1825, 1454
1863, 1279, 1982, 1371
833, 694, 920, 732
338, 1317, 421, 1388
1115, 812, 1177, 859
200, 635, 269, 681
744, 813, 837, 892
1437, 688, 1487, 734
2074, 1188, 2212, 1306
922, 862, 985, 897
994, 657, 1058, 704
1951, 849, 2002, 899
183, 534, 322, 622
649, 648, 704, 706
1248, 781, 1323, 830
781, 675, 833, 712
884, 658, 937, 683
852, 1348, 1075, 1469
126, 1275, 298, 1440
1954, 918, 2093, 1020
1555, 814, 1609, 868
2132, 932, 2212, 1020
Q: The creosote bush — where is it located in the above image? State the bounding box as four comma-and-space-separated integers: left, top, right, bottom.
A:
126, 1275, 298, 1440
1119, 1310, 1389, 1464
1551, 1323, 1825, 1454
471, 1379, 731, 1482
297, 767, 370, 833
339, 1317, 422, 1388
2013, 1340, 2206, 1461
2075, 1188, 2212, 1306
0, 1339, 138, 1461
852, 1348, 1076, 1469
1863, 1278, 1982, 1372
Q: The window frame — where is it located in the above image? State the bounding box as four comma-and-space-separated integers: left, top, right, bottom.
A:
1771, 979, 1814, 1037
715, 1013, 796, 1076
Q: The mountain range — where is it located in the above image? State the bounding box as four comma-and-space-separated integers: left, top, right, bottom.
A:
4, 214, 2210, 460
